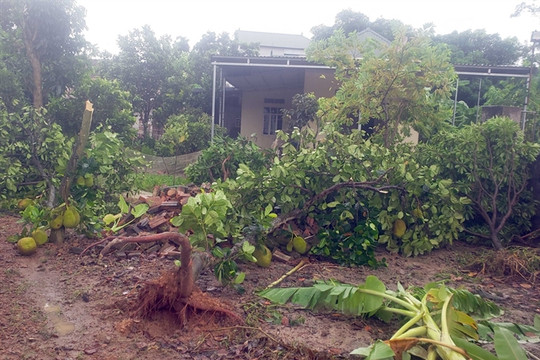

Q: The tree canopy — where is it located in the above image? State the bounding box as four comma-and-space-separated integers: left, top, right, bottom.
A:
0, 0, 88, 108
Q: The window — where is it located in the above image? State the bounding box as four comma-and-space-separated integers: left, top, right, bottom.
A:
263, 106, 283, 135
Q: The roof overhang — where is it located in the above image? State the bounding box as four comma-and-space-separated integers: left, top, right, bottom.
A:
212, 56, 531, 92
454, 64, 530, 78
212, 56, 332, 91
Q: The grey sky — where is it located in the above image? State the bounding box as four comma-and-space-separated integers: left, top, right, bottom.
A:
77, 0, 539, 54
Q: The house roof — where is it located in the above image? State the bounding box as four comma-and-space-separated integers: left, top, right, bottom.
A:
235, 30, 311, 50
356, 28, 391, 45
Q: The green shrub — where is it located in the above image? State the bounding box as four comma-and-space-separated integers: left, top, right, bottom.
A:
419, 116, 540, 249
218, 127, 466, 257
155, 112, 225, 156
185, 136, 272, 184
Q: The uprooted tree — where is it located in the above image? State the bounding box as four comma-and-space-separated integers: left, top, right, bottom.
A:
87, 231, 242, 325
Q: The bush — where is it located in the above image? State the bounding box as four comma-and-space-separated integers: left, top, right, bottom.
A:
419, 116, 540, 249
47, 76, 136, 143
185, 136, 272, 184
217, 127, 467, 257
155, 112, 225, 156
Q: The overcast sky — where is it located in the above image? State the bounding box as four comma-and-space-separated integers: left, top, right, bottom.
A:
77, 0, 539, 54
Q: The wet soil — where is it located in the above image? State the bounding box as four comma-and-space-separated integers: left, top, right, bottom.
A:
0, 213, 539, 359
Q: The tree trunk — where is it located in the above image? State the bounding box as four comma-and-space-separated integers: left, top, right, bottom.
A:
490, 231, 503, 251
22, 14, 43, 109
49, 227, 65, 244
142, 108, 151, 138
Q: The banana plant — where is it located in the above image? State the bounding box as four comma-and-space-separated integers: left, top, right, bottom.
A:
258, 276, 537, 359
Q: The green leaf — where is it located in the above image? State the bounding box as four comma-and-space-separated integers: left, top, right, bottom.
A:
242, 241, 255, 254
452, 337, 498, 360
494, 327, 528, 360
351, 341, 394, 359
534, 314, 540, 331
131, 203, 149, 218
118, 195, 129, 214
212, 246, 225, 258
103, 213, 120, 225
259, 288, 302, 304
357, 275, 386, 313
170, 215, 183, 227
233, 272, 246, 284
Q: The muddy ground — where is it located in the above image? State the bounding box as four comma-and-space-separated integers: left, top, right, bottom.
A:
0, 213, 539, 360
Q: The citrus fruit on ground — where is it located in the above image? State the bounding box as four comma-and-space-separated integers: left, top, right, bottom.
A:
32, 228, 48, 246
76, 176, 86, 186
253, 245, 272, 267
17, 237, 37, 256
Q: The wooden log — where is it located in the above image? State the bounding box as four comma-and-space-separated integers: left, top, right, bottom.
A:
148, 214, 170, 230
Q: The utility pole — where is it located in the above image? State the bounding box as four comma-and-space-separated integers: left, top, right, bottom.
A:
523, 31, 540, 131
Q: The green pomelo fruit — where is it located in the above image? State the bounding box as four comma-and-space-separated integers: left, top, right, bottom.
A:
393, 219, 406, 238
50, 214, 64, 230
286, 239, 294, 252
18, 198, 33, 209
84, 174, 94, 187
63, 206, 80, 228
253, 245, 272, 267
412, 208, 423, 219
32, 228, 48, 246
292, 236, 308, 254
76, 176, 85, 186
17, 237, 37, 256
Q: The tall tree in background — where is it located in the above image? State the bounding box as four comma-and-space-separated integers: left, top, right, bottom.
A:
0, 0, 87, 108
114, 25, 176, 138
310, 9, 406, 42
151, 37, 190, 129
513, 0, 539, 17
433, 30, 525, 66
186, 32, 258, 114
308, 28, 456, 147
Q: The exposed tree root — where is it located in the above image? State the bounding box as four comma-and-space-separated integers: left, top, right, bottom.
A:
134, 271, 243, 327
83, 231, 243, 326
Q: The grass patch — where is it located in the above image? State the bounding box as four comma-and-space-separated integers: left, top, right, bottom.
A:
465, 247, 540, 284
133, 173, 188, 192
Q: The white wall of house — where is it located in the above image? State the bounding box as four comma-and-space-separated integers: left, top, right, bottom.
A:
259, 46, 306, 57
240, 87, 301, 148
238, 69, 338, 149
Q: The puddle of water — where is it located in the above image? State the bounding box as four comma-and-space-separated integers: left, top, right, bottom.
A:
43, 303, 75, 336
53, 319, 75, 336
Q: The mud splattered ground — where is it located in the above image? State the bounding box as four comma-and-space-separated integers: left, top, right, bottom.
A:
0, 213, 538, 359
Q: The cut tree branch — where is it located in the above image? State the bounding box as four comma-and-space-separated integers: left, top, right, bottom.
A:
267, 179, 403, 236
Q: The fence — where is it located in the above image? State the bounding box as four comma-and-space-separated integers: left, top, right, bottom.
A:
140, 151, 202, 175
